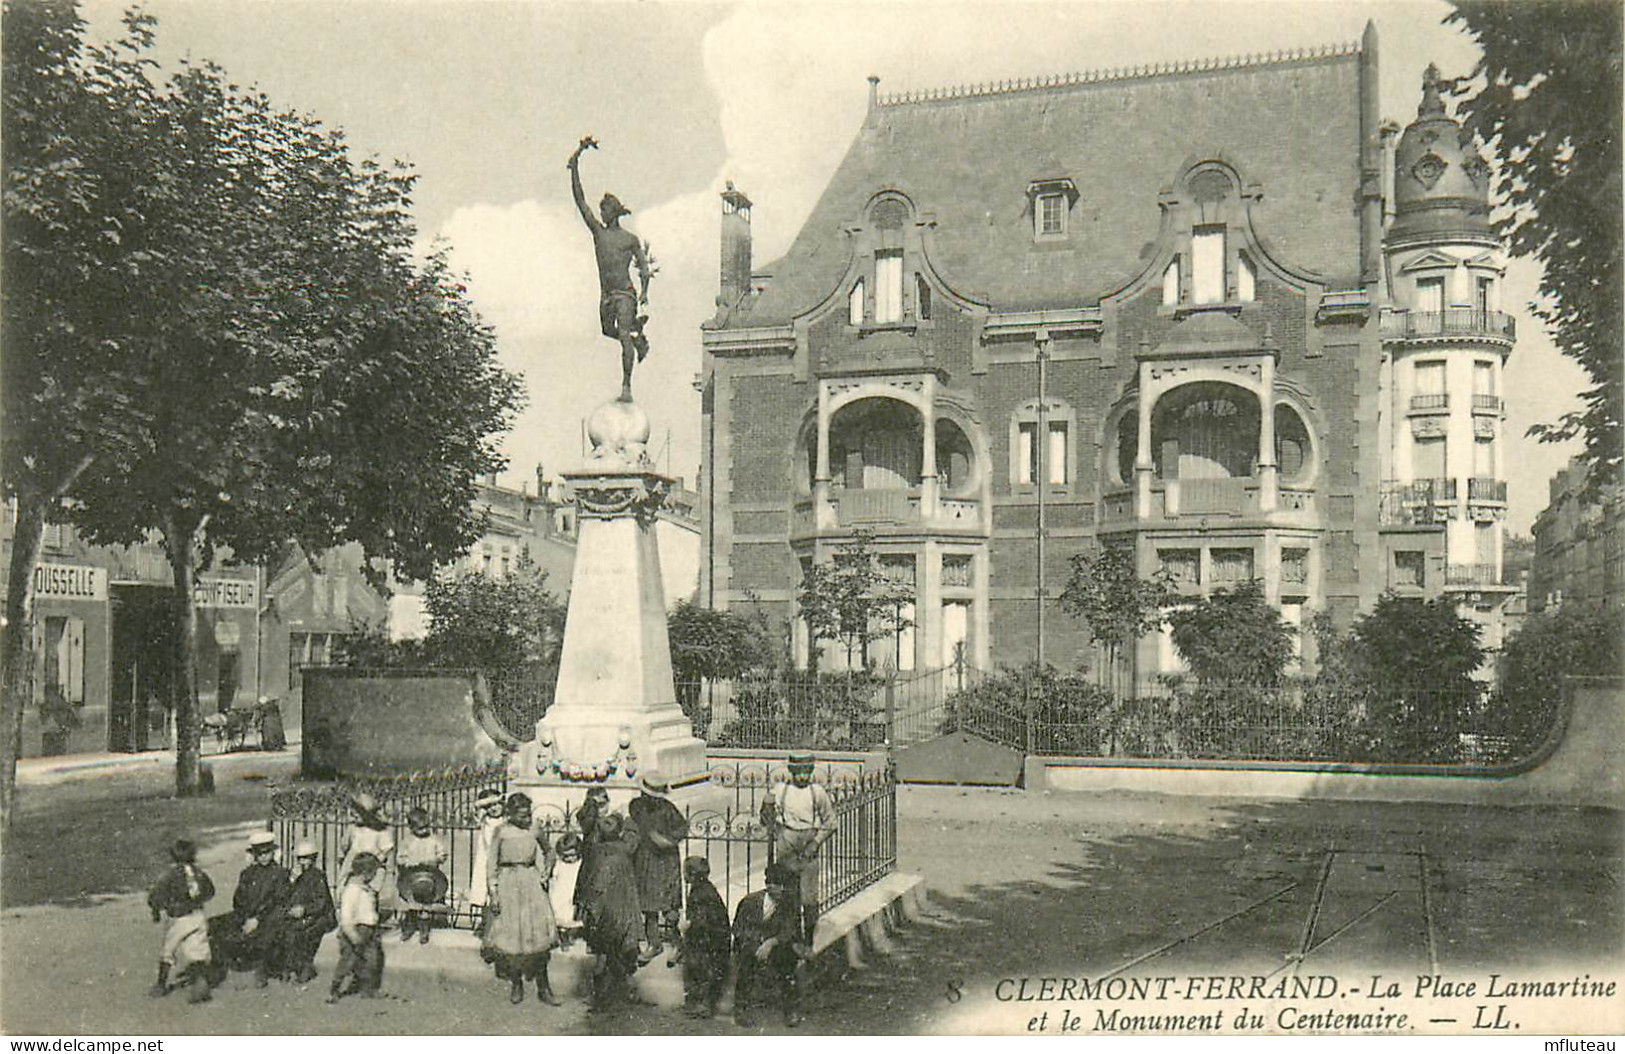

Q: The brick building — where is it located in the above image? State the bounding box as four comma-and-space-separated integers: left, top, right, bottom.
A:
699, 26, 1518, 676
1529, 457, 1625, 613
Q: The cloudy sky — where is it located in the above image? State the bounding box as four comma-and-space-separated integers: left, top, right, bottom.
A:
80, 0, 1588, 534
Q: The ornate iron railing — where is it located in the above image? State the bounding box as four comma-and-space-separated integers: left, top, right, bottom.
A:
938, 671, 1547, 766
1468, 477, 1507, 503
1408, 393, 1450, 413
267, 759, 896, 926
269, 761, 509, 927
1383, 309, 1516, 342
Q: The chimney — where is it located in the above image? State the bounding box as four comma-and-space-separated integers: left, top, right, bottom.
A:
535, 462, 546, 499
719, 181, 753, 311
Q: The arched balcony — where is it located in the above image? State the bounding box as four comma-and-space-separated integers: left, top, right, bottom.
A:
794, 392, 988, 535
1103, 382, 1318, 524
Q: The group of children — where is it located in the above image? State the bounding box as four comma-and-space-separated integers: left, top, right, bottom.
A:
147, 770, 824, 1027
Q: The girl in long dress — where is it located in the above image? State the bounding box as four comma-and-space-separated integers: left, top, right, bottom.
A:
481, 793, 561, 1005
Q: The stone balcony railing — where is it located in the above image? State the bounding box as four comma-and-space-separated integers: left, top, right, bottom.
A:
1098, 481, 1316, 525
791, 488, 983, 535
1468, 477, 1508, 503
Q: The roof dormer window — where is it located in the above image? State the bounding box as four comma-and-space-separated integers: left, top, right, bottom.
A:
1192, 225, 1225, 305
875, 251, 904, 323
1027, 177, 1078, 242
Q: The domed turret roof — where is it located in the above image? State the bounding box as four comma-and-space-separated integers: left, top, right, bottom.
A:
1389, 65, 1494, 246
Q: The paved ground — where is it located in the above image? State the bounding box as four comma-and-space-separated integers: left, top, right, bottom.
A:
2, 757, 1621, 1035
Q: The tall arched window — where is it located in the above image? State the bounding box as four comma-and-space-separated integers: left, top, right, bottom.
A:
1151, 383, 1260, 481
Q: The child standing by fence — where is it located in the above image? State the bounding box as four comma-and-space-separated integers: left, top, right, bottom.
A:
328, 853, 384, 1003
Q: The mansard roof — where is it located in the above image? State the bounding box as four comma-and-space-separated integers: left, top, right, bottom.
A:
729, 44, 1366, 327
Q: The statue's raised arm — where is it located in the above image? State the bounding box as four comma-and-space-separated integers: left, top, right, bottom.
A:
567, 136, 601, 232
566, 135, 652, 403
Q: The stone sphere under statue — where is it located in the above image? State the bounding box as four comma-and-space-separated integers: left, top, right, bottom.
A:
586, 398, 652, 469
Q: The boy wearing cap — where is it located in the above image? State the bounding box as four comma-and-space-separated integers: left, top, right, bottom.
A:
270, 841, 336, 983
679, 856, 730, 1019
146, 838, 215, 1003
328, 852, 384, 1003
228, 831, 290, 986
731, 862, 808, 1028
397, 806, 449, 944
628, 772, 687, 964
760, 753, 836, 946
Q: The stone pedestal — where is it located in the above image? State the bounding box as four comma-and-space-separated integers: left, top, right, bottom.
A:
510, 407, 706, 797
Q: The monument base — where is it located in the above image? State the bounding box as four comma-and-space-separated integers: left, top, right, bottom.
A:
508, 438, 706, 797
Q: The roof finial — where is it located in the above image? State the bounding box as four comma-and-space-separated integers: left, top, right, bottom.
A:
1419, 63, 1445, 117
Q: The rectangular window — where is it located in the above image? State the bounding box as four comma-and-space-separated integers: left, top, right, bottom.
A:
940, 600, 970, 669
848, 280, 864, 326
1476, 522, 1497, 566
1016, 423, 1037, 485
1414, 436, 1447, 479
1474, 360, 1495, 396
1237, 251, 1256, 302
1162, 257, 1180, 306
1474, 436, 1495, 477
1416, 276, 1445, 315
875, 252, 904, 323
1037, 193, 1065, 236
1393, 550, 1425, 588
1211, 547, 1254, 584
1476, 276, 1493, 314
1046, 422, 1068, 485
1192, 226, 1225, 304
1415, 360, 1446, 395
1158, 548, 1200, 588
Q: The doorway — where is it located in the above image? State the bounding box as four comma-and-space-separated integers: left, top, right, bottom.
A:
109, 585, 177, 752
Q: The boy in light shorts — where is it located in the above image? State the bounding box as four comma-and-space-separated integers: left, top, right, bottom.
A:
146, 837, 216, 1003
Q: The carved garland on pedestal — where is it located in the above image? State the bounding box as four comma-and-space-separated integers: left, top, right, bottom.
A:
572, 476, 672, 526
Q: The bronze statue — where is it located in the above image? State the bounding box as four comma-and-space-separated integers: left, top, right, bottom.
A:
568, 136, 652, 402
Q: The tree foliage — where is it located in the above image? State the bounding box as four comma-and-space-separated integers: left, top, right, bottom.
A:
1057, 544, 1176, 687
1492, 602, 1624, 740
415, 558, 566, 671
1165, 581, 1294, 686
667, 599, 776, 683
1350, 593, 1485, 694
1448, 1, 1624, 489
1, 2, 522, 805
796, 530, 913, 671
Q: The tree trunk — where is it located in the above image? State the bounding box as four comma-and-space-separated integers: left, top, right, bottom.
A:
0, 496, 47, 835
166, 513, 205, 797
1, 457, 92, 836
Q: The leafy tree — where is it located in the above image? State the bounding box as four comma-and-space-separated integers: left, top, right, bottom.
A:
1448, 2, 1624, 491
1346, 594, 1486, 761
2, 2, 169, 825
796, 530, 913, 672
417, 557, 565, 671
1165, 581, 1294, 686
3, 5, 522, 806
1058, 544, 1176, 693
1492, 603, 1624, 743
668, 600, 775, 683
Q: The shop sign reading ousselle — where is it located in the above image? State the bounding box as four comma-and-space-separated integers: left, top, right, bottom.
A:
31, 563, 107, 601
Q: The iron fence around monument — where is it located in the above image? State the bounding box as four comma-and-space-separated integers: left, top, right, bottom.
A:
269, 761, 510, 929
267, 758, 898, 927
